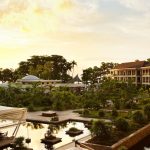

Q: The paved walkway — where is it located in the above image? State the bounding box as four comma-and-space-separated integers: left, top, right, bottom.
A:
27, 110, 111, 124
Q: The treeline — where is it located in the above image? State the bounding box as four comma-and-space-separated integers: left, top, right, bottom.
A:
0, 79, 149, 111
0, 55, 77, 83
82, 62, 117, 84
1, 56, 150, 84
0, 86, 82, 111
0, 55, 117, 84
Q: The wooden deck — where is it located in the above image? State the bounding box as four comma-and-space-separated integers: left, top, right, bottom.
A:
0, 136, 14, 148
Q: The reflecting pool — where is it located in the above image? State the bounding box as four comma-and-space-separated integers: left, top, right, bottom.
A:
1, 121, 90, 150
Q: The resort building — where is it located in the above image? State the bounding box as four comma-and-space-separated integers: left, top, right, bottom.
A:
17, 75, 62, 87
110, 60, 150, 85
16, 74, 85, 92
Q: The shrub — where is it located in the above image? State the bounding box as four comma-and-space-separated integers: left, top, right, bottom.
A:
124, 100, 137, 109
112, 108, 118, 118
91, 120, 111, 138
118, 146, 128, 150
68, 127, 80, 132
41, 106, 50, 111
113, 100, 120, 109
15, 136, 25, 147
83, 109, 90, 116
28, 104, 35, 112
115, 117, 129, 132
51, 116, 59, 121
14, 136, 28, 149
98, 110, 105, 117
144, 104, 150, 120
132, 111, 145, 124
17, 104, 24, 108
127, 110, 132, 119
141, 98, 150, 105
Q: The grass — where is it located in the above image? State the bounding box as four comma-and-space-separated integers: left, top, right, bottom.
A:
74, 109, 131, 120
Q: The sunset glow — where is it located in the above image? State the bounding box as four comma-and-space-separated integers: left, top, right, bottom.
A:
0, 0, 150, 73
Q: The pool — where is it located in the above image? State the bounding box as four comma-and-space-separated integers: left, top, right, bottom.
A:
1, 121, 90, 149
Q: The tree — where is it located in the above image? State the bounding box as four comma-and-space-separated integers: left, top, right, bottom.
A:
147, 58, 150, 62
71, 60, 77, 78
16, 55, 75, 82
100, 62, 117, 76
1, 68, 14, 82
12, 70, 20, 82
17, 61, 30, 76
82, 67, 93, 84
82, 62, 117, 84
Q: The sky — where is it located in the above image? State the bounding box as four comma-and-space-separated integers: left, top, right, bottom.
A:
0, 0, 150, 75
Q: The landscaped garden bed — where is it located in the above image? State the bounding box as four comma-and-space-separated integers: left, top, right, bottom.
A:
66, 127, 83, 137
74, 109, 133, 120
41, 125, 62, 145
76, 123, 150, 150
41, 136, 62, 145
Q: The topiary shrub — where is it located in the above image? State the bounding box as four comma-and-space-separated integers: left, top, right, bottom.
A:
144, 104, 150, 121
91, 120, 111, 138
115, 117, 129, 132
51, 116, 59, 121
98, 110, 105, 117
132, 111, 145, 124
112, 108, 118, 118
68, 127, 80, 132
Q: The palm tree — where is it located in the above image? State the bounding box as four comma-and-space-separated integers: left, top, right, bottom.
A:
71, 60, 77, 78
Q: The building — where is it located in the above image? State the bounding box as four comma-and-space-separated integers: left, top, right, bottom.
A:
110, 60, 150, 85
16, 75, 85, 92
17, 75, 62, 87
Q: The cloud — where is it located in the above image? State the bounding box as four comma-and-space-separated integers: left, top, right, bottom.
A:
0, 0, 106, 34
0, 0, 150, 71
117, 0, 150, 12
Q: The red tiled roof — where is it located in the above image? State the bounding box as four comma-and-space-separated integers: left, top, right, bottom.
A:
114, 61, 150, 69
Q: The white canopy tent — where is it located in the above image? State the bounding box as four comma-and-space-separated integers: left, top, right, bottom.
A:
0, 106, 26, 121
0, 105, 27, 142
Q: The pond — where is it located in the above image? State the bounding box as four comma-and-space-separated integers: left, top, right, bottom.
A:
1, 121, 90, 150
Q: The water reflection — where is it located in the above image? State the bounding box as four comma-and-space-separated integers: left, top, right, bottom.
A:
41, 125, 62, 150
25, 122, 44, 129
44, 144, 54, 150
1, 121, 90, 150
